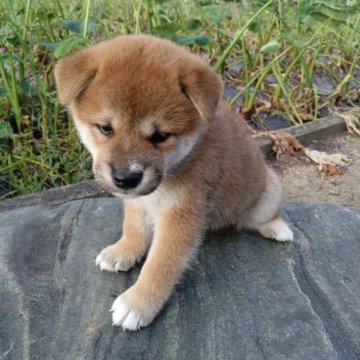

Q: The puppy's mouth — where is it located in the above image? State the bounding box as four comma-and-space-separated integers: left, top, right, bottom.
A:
137, 174, 162, 196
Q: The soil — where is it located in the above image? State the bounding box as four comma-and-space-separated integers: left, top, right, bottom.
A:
270, 132, 360, 208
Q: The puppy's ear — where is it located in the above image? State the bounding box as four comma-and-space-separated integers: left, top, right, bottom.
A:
180, 65, 223, 121
54, 50, 97, 105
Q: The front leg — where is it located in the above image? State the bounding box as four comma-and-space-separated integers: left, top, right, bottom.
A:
96, 200, 152, 272
111, 201, 204, 330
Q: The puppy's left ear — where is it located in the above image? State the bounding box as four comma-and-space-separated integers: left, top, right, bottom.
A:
180, 65, 223, 122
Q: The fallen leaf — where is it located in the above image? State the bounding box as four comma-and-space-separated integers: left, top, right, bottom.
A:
321, 164, 342, 176
333, 108, 360, 136
304, 149, 352, 168
269, 132, 304, 159
304, 148, 353, 177
268, 132, 353, 177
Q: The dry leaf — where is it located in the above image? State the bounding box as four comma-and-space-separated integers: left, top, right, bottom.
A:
304, 149, 352, 167
269, 132, 304, 159
321, 164, 342, 176
268, 132, 353, 177
333, 108, 360, 136
304, 148, 352, 176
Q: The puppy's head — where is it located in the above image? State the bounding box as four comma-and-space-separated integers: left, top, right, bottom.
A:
55, 35, 223, 198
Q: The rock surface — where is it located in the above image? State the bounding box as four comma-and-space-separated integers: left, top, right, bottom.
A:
0, 196, 359, 360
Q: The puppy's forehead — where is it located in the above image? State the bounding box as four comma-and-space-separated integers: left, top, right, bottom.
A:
91, 65, 175, 119
75, 37, 202, 132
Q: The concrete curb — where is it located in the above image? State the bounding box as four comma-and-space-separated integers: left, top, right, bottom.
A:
255, 116, 346, 157
0, 116, 346, 212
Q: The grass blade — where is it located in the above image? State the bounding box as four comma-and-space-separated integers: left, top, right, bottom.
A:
213, 0, 275, 73
83, 0, 91, 38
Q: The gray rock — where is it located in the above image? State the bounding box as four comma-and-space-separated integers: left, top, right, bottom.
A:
223, 84, 243, 110
313, 71, 336, 96
0, 198, 359, 360
228, 61, 244, 77
0, 180, 109, 213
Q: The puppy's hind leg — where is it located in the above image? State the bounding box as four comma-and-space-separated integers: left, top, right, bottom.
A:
245, 167, 293, 242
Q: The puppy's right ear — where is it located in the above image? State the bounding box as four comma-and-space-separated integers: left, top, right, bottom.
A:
54, 50, 97, 105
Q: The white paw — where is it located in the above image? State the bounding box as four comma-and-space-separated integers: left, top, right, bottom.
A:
258, 217, 294, 242
111, 294, 150, 331
95, 244, 136, 272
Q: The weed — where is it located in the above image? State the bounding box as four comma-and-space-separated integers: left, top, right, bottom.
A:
0, 0, 359, 198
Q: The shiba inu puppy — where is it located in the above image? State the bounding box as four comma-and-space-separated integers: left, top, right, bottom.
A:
55, 35, 293, 330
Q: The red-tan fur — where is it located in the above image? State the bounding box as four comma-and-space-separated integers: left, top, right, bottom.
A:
55, 35, 293, 330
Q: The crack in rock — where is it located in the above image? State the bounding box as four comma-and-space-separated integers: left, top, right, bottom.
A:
292, 223, 359, 360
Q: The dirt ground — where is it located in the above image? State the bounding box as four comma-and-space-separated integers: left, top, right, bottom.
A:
269, 132, 360, 208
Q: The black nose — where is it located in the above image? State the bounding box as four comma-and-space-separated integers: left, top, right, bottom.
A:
112, 169, 143, 189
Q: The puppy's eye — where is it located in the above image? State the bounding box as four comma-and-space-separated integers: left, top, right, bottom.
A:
97, 124, 113, 136
149, 131, 171, 144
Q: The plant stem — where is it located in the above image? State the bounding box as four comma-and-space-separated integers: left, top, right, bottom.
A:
272, 66, 303, 124
213, 0, 275, 73
229, 47, 292, 107
83, 0, 91, 38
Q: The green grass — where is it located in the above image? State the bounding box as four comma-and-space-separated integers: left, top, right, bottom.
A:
0, 0, 359, 199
